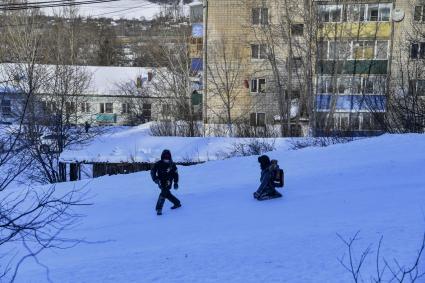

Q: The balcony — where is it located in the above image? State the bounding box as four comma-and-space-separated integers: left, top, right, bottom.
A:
318, 60, 388, 75
319, 22, 391, 39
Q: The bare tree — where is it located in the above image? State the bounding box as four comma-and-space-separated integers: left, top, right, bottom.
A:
243, 0, 313, 137
1, 9, 100, 184
0, 8, 93, 281
207, 37, 246, 136
338, 231, 425, 283
147, 30, 202, 137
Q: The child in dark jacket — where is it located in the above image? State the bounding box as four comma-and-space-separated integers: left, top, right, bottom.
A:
151, 149, 181, 215
254, 155, 282, 201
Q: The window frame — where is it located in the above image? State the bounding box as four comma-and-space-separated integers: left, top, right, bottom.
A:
250, 112, 266, 127
414, 5, 425, 22
122, 103, 130, 114
1, 99, 12, 116
410, 42, 425, 59
252, 7, 269, 25
100, 102, 113, 114
321, 40, 389, 60
318, 75, 387, 95
409, 79, 425, 96
250, 78, 266, 94
142, 103, 152, 121
291, 23, 304, 36
251, 44, 267, 60
322, 3, 392, 23
81, 102, 90, 113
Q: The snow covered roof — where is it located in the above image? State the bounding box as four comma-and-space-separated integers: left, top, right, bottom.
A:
39, 0, 162, 20
0, 64, 163, 97
60, 124, 290, 164
84, 66, 155, 96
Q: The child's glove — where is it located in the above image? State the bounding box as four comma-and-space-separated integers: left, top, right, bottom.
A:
174, 183, 179, 190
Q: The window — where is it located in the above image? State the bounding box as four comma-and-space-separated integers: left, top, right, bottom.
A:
410, 42, 425, 59
362, 113, 372, 130
363, 79, 374, 94
43, 101, 57, 113
352, 77, 363, 94
321, 40, 388, 60
337, 77, 350, 94
100, 103, 113, 113
376, 41, 389, 59
329, 41, 350, 59
319, 75, 387, 95
1, 100, 11, 116
353, 41, 375, 59
318, 5, 343, 22
346, 4, 366, 22
251, 44, 267, 59
142, 103, 151, 121
190, 37, 203, 53
368, 4, 379, 21
250, 112, 266, 127
162, 104, 171, 116
409, 80, 425, 96
291, 57, 303, 71
414, 6, 425, 22
105, 103, 113, 113
291, 24, 304, 36
318, 40, 328, 59
122, 103, 130, 114
81, 102, 90, 113
318, 76, 335, 94
379, 4, 391, 21
252, 8, 268, 25
250, 78, 266, 93
345, 3, 391, 22
65, 102, 76, 114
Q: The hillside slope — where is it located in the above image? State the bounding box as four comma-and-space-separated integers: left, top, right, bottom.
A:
16, 134, 425, 282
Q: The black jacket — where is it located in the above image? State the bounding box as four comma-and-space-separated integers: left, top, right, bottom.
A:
151, 150, 179, 189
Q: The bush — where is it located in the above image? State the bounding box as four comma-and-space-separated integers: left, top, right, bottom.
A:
150, 121, 202, 137
289, 136, 356, 150
217, 138, 276, 159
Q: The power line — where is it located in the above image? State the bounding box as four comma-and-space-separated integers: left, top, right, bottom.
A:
0, 0, 123, 10
0, 2, 158, 28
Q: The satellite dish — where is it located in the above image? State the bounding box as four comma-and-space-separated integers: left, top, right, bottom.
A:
392, 8, 405, 22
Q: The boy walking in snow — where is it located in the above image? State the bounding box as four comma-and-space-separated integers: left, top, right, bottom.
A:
254, 155, 282, 201
151, 149, 181, 215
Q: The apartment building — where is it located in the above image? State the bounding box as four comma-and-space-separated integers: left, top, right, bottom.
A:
203, 0, 425, 136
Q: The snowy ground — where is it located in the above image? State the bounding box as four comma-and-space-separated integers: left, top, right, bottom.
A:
13, 134, 425, 282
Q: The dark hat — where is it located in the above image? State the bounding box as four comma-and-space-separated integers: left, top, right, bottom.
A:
258, 155, 271, 170
161, 149, 172, 161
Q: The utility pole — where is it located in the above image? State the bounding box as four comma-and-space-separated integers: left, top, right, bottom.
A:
202, 0, 208, 136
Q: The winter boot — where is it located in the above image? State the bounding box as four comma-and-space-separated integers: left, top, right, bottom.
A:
170, 204, 181, 210
156, 209, 162, 215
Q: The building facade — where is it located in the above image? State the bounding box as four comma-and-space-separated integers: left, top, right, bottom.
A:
203, 0, 425, 136
0, 65, 179, 126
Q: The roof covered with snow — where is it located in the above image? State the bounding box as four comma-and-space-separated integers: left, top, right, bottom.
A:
60, 124, 291, 163
0, 64, 163, 96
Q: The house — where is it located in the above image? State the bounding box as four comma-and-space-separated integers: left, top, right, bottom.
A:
0, 64, 179, 126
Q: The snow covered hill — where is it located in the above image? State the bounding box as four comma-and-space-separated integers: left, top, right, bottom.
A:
15, 134, 425, 282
